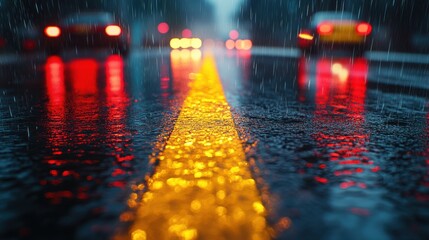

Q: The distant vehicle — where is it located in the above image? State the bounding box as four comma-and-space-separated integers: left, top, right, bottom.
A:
43, 12, 130, 55
297, 11, 372, 55
0, 25, 40, 53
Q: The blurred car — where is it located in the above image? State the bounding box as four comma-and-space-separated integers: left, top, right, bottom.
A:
0, 25, 40, 53
43, 12, 130, 55
298, 11, 372, 55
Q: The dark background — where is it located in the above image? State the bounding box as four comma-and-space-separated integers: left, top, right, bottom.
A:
1, 0, 428, 51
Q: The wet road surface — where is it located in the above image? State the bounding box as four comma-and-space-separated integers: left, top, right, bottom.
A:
0, 48, 428, 240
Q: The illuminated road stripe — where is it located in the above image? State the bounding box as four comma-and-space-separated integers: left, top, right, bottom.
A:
127, 54, 270, 240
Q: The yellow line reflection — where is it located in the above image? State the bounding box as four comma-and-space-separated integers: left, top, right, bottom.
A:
126, 54, 270, 240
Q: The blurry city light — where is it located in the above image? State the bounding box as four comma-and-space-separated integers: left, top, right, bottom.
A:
235, 39, 252, 50
356, 22, 372, 36
170, 38, 202, 49
225, 39, 235, 50
105, 25, 122, 36
229, 30, 239, 40
180, 38, 191, 49
191, 38, 202, 49
182, 28, 192, 38
170, 38, 181, 49
158, 22, 170, 34
45, 26, 61, 37
242, 40, 252, 50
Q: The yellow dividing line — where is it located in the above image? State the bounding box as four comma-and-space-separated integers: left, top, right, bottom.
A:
127, 53, 270, 240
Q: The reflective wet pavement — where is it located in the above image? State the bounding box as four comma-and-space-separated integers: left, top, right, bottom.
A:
0, 49, 428, 239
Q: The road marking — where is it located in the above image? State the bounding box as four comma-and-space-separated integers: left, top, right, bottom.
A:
125, 53, 270, 240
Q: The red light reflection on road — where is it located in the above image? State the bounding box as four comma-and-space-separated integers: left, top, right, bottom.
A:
160, 59, 171, 106
105, 55, 133, 176
42, 55, 133, 203
299, 57, 378, 197
105, 55, 128, 124
45, 56, 66, 156
106, 55, 125, 94
45, 56, 65, 119
314, 58, 367, 118
69, 59, 98, 95
170, 49, 201, 97
314, 57, 371, 172
43, 58, 101, 203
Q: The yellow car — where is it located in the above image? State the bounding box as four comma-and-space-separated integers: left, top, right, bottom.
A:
298, 11, 372, 55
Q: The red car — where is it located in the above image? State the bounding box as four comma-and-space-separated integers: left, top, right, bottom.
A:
298, 11, 372, 55
44, 12, 130, 56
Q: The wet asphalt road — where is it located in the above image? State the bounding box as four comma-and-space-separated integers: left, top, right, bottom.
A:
0, 48, 428, 240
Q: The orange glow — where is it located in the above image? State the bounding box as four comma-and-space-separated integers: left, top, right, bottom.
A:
317, 23, 334, 35
242, 39, 252, 50
225, 39, 235, 50
105, 25, 122, 36
298, 33, 314, 40
235, 39, 252, 50
356, 23, 372, 36
45, 26, 61, 37
229, 30, 239, 40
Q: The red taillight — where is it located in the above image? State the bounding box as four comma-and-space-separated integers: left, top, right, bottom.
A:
356, 22, 372, 36
45, 26, 61, 37
317, 23, 334, 35
105, 25, 122, 36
